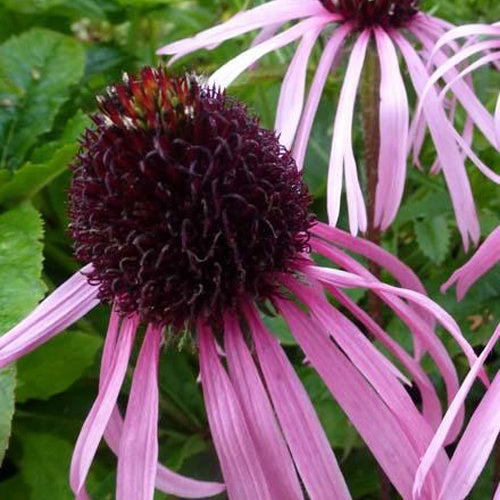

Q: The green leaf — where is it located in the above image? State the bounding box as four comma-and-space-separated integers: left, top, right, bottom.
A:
414, 216, 451, 265
0, 204, 46, 334
0, 366, 15, 464
0, 28, 85, 170
0, 143, 77, 206
19, 433, 73, 500
262, 314, 297, 345
0, 204, 45, 464
16, 331, 102, 402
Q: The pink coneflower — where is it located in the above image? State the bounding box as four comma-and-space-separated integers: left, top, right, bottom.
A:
158, 0, 499, 249
0, 67, 483, 499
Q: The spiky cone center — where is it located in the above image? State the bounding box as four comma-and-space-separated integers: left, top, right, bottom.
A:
319, 0, 420, 29
69, 67, 313, 329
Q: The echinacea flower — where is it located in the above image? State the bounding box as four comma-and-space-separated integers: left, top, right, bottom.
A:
0, 67, 483, 499
158, 0, 499, 249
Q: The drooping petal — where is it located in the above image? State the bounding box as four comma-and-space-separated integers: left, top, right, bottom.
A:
328, 31, 369, 233
327, 287, 442, 429
306, 264, 485, 384
275, 26, 324, 149
117, 324, 162, 500
414, 324, 500, 498
70, 315, 139, 495
157, 0, 329, 59
293, 23, 352, 169
411, 25, 498, 152
198, 323, 272, 500
277, 299, 436, 499
244, 303, 351, 500
393, 31, 480, 249
0, 266, 99, 369
99, 313, 225, 499
373, 28, 409, 229
208, 16, 330, 88
306, 241, 463, 441
286, 277, 449, 486
224, 314, 303, 500
442, 226, 500, 300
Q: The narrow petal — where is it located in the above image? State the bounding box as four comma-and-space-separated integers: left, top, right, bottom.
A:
286, 277, 449, 486
99, 314, 225, 499
208, 16, 329, 88
277, 299, 434, 499
293, 24, 351, 169
70, 315, 139, 495
307, 240, 464, 441
157, 0, 328, 57
442, 226, 500, 300
328, 287, 442, 429
199, 323, 272, 500
414, 325, 500, 498
244, 303, 351, 500
311, 223, 435, 332
0, 265, 99, 368
306, 264, 485, 384
117, 324, 162, 500
224, 314, 303, 500
373, 28, 409, 229
410, 25, 497, 152
393, 31, 480, 248
275, 26, 324, 149
328, 31, 369, 232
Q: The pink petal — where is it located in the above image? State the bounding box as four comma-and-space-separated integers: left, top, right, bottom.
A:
199, 323, 273, 500
327, 287, 442, 429
117, 324, 162, 500
328, 31, 369, 233
311, 223, 435, 333
286, 277, 449, 485
224, 314, 303, 500
277, 298, 435, 499
208, 16, 330, 88
0, 265, 99, 368
157, 0, 329, 58
414, 324, 500, 498
244, 303, 351, 500
306, 264, 485, 385
292, 23, 351, 169
275, 26, 324, 149
70, 315, 139, 495
306, 241, 463, 441
410, 25, 497, 154
442, 226, 500, 300
393, 30, 480, 249
99, 312, 225, 499
373, 28, 409, 230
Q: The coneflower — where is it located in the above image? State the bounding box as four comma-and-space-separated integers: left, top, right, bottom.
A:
158, 0, 499, 249
0, 67, 482, 499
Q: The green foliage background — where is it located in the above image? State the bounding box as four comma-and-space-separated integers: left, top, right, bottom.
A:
0, 0, 498, 498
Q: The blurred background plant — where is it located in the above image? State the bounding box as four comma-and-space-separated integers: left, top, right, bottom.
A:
0, 0, 498, 498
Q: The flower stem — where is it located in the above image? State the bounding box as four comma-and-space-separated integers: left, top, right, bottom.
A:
360, 40, 393, 500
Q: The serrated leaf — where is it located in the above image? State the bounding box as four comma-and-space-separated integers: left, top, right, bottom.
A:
0, 143, 77, 206
16, 331, 102, 402
0, 28, 84, 170
414, 216, 451, 264
19, 433, 73, 500
0, 204, 45, 465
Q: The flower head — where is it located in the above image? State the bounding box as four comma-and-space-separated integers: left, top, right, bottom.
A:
158, 1, 499, 249
0, 67, 483, 499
